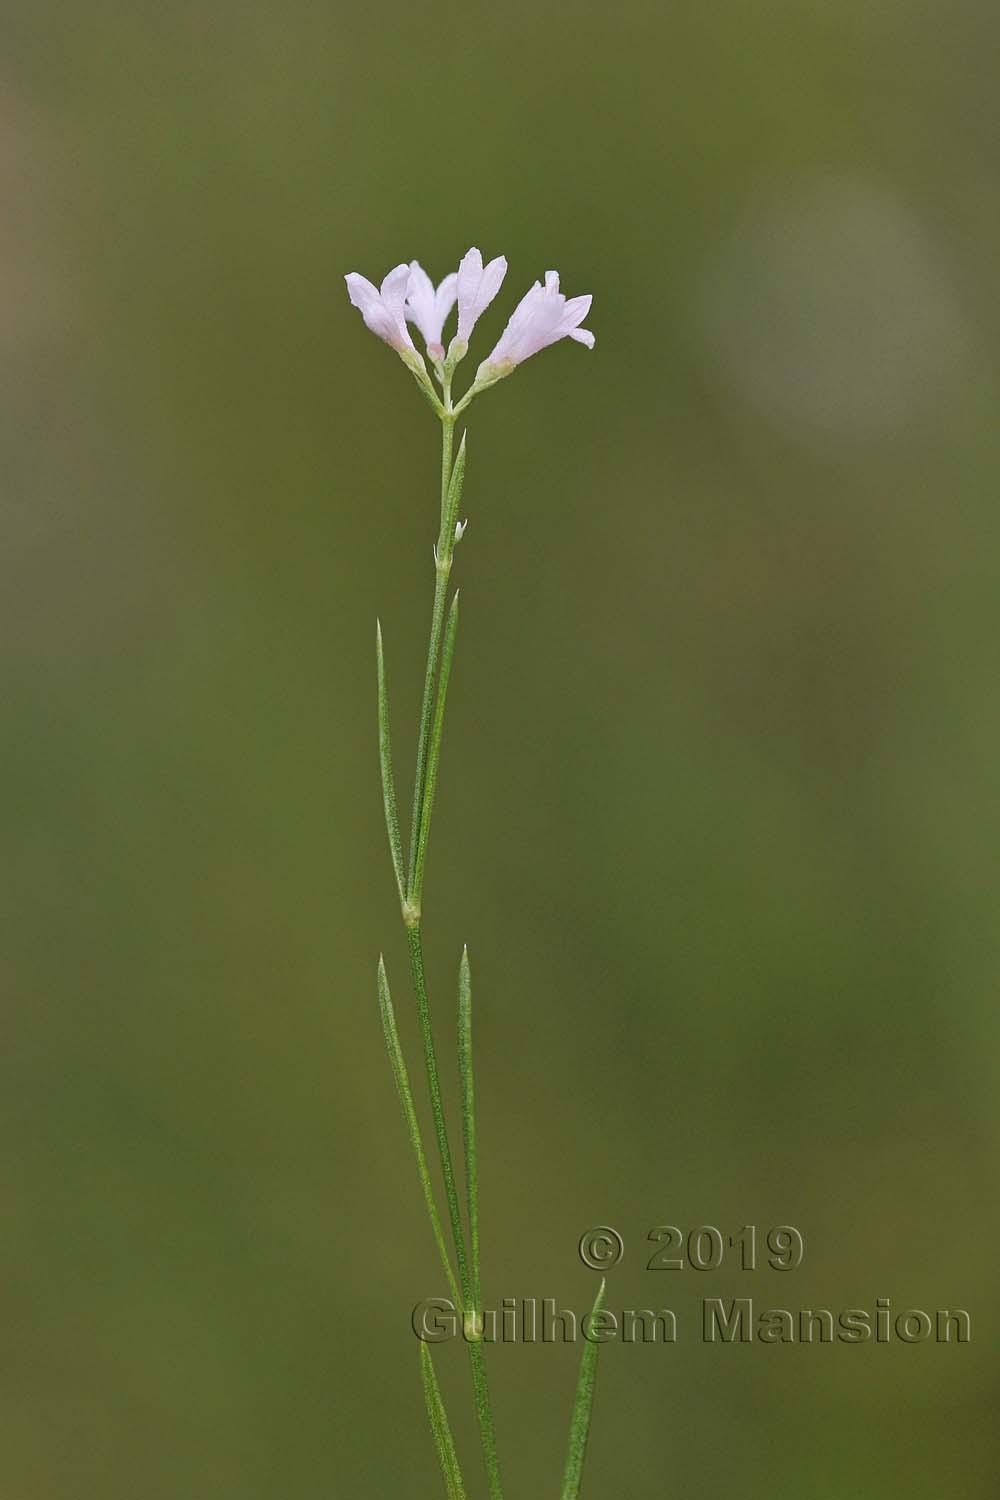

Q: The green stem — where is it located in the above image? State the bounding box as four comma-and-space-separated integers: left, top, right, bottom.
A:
406, 414, 455, 901
376, 957, 461, 1307
398, 399, 504, 1500
467, 1337, 504, 1500
405, 921, 471, 1303
457, 947, 480, 1313
438, 391, 454, 533
460, 951, 499, 1500
412, 590, 459, 908
406, 922, 505, 1500
421, 1342, 468, 1500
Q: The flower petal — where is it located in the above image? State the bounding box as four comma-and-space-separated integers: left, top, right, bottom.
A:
345, 273, 381, 312
560, 293, 592, 328
477, 255, 507, 313
457, 247, 484, 303
404, 261, 436, 341
406, 261, 435, 308
347, 265, 416, 352
379, 263, 411, 317
457, 248, 508, 342
480, 271, 594, 369
434, 271, 458, 318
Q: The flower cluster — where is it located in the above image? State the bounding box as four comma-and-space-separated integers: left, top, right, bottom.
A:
345, 247, 593, 405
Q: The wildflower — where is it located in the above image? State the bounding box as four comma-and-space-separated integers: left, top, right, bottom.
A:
345, 264, 419, 357
475, 271, 594, 386
405, 262, 458, 360
454, 247, 508, 349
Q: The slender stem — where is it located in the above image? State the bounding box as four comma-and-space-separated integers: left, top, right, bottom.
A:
377, 957, 461, 1307
451, 375, 483, 418
406, 923, 504, 1500
395, 398, 505, 1500
458, 951, 502, 1496
406, 414, 455, 901
438, 388, 454, 533
405, 921, 471, 1304
457, 947, 480, 1313
467, 1338, 504, 1500
412, 590, 459, 909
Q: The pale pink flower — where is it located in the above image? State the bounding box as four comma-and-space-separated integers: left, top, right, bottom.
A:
405, 262, 458, 359
477, 271, 594, 382
455, 247, 507, 345
344, 264, 417, 355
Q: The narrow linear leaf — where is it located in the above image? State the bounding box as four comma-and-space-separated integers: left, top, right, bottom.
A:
406, 572, 450, 897
420, 1343, 468, 1500
560, 1278, 607, 1500
445, 430, 467, 532
412, 589, 459, 902
457, 946, 480, 1314
377, 957, 461, 1307
405, 927, 474, 1304
376, 621, 406, 904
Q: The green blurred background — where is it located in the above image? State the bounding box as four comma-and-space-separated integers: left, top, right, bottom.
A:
3, 0, 998, 1494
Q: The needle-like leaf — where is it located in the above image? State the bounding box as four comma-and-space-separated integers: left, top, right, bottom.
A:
412, 589, 459, 903
420, 1342, 468, 1500
376, 621, 406, 906
377, 956, 461, 1307
560, 1278, 607, 1500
